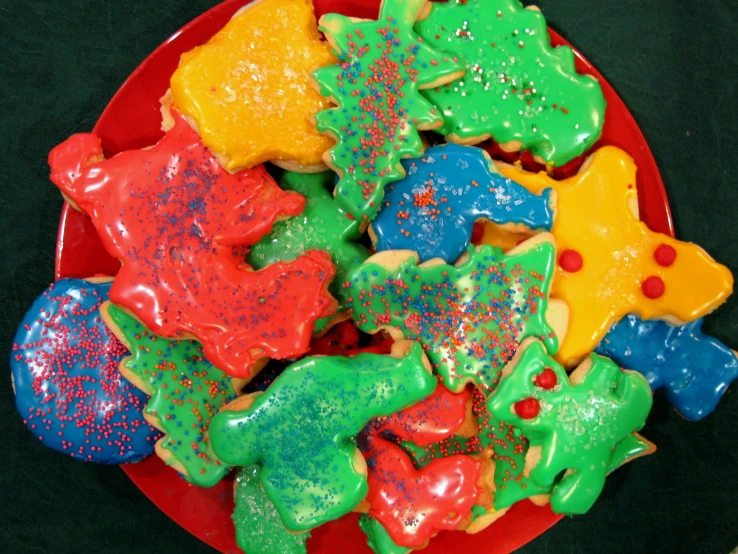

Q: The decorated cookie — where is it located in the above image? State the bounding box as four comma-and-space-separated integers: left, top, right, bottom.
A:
10, 279, 159, 463
48, 110, 337, 380
359, 383, 490, 547
597, 314, 738, 421
102, 302, 240, 487
344, 234, 568, 392
169, 0, 336, 172
417, 0, 605, 166
247, 171, 369, 332
491, 146, 734, 366
312, 0, 465, 220
233, 465, 310, 554
403, 386, 550, 520
370, 144, 554, 263
209, 341, 435, 531
359, 515, 410, 554
487, 339, 655, 514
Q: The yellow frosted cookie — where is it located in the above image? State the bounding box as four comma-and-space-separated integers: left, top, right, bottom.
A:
170, 0, 336, 172
482, 146, 734, 366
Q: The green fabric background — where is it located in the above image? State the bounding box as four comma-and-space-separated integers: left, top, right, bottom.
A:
1, 0, 737, 552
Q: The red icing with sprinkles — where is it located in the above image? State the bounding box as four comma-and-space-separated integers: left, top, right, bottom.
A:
10, 279, 160, 463
48, 113, 337, 379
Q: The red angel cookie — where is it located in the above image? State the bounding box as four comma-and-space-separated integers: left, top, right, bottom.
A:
48, 111, 336, 379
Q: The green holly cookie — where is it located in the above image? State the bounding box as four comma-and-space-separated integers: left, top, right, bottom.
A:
343, 236, 564, 393
417, 0, 605, 166
103, 302, 238, 487
487, 339, 655, 514
233, 465, 310, 554
313, 0, 465, 221
247, 171, 368, 333
209, 341, 435, 531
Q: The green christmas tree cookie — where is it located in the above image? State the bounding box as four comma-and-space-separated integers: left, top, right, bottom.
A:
417, 0, 606, 166
247, 171, 369, 332
102, 302, 239, 487
209, 341, 435, 531
312, 0, 465, 221
487, 339, 655, 514
233, 465, 310, 554
343, 234, 567, 393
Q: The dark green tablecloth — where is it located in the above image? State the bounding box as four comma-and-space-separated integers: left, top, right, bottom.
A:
1, 1, 737, 552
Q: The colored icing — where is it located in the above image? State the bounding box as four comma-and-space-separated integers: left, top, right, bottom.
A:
209, 342, 435, 531
597, 314, 738, 421
48, 112, 337, 379
403, 387, 549, 511
104, 303, 237, 487
493, 147, 734, 366
359, 515, 411, 554
313, 0, 465, 220
370, 144, 554, 263
233, 465, 309, 554
361, 434, 483, 548
487, 339, 655, 514
343, 239, 559, 392
170, 0, 336, 171
417, 0, 605, 166
10, 279, 159, 463
247, 171, 369, 332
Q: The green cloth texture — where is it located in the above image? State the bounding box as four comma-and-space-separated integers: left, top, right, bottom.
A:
1, 1, 737, 553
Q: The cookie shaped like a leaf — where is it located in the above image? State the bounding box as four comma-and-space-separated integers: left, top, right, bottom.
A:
313, 0, 465, 221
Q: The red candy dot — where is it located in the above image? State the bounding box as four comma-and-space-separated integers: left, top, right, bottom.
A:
641, 276, 665, 299
534, 368, 557, 390
654, 244, 677, 267
558, 249, 583, 273
514, 398, 540, 419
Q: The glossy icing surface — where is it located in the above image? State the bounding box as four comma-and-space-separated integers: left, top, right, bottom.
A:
313, 0, 464, 220
418, 0, 605, 166
104, 303, 237, 487
487, 340, 654, 514
48, 112, 336, 379
247, 171, 369, 332
10, 279, 158, 463
371, 144, 554, 263
209, 343, 435, 531
344, 239, 559, 392
597, 314, 738, 421
494, 147, 734, 366
233, 465, 309, 554
170, 0, 336, 170
403, 387, 549, 511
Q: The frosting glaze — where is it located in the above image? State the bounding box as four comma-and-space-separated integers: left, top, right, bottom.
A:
209, 341, 435, 531
370, 143, 554, 262
233, 465, 309, 554
103, 302, 238, 487
343, 237, 561, 392
417, 0, 605, 166
487, 339, 655, 514
359, 515, 410, 554
247, 171, 369, 332
48, 111, 337, 379
313, 0, 465, 220
170, 0, 336, 171
403, 386, 549, 512
492, 146, 734, 366
10, 279, 159, 463
597, 314, 738, 421
359, 383, 485, 547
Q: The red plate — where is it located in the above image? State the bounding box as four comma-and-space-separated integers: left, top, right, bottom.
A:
54, 1, 673, 552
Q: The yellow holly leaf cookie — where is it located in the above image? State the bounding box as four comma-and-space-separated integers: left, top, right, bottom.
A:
170, 0, 336, 173
485, 146, 734, 366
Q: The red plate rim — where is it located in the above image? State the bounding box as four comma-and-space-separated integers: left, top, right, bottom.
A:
53, 1, 673, 553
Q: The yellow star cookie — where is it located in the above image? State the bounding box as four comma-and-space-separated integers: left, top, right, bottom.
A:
170, 0, 336, 173
482, 146, 734, 366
